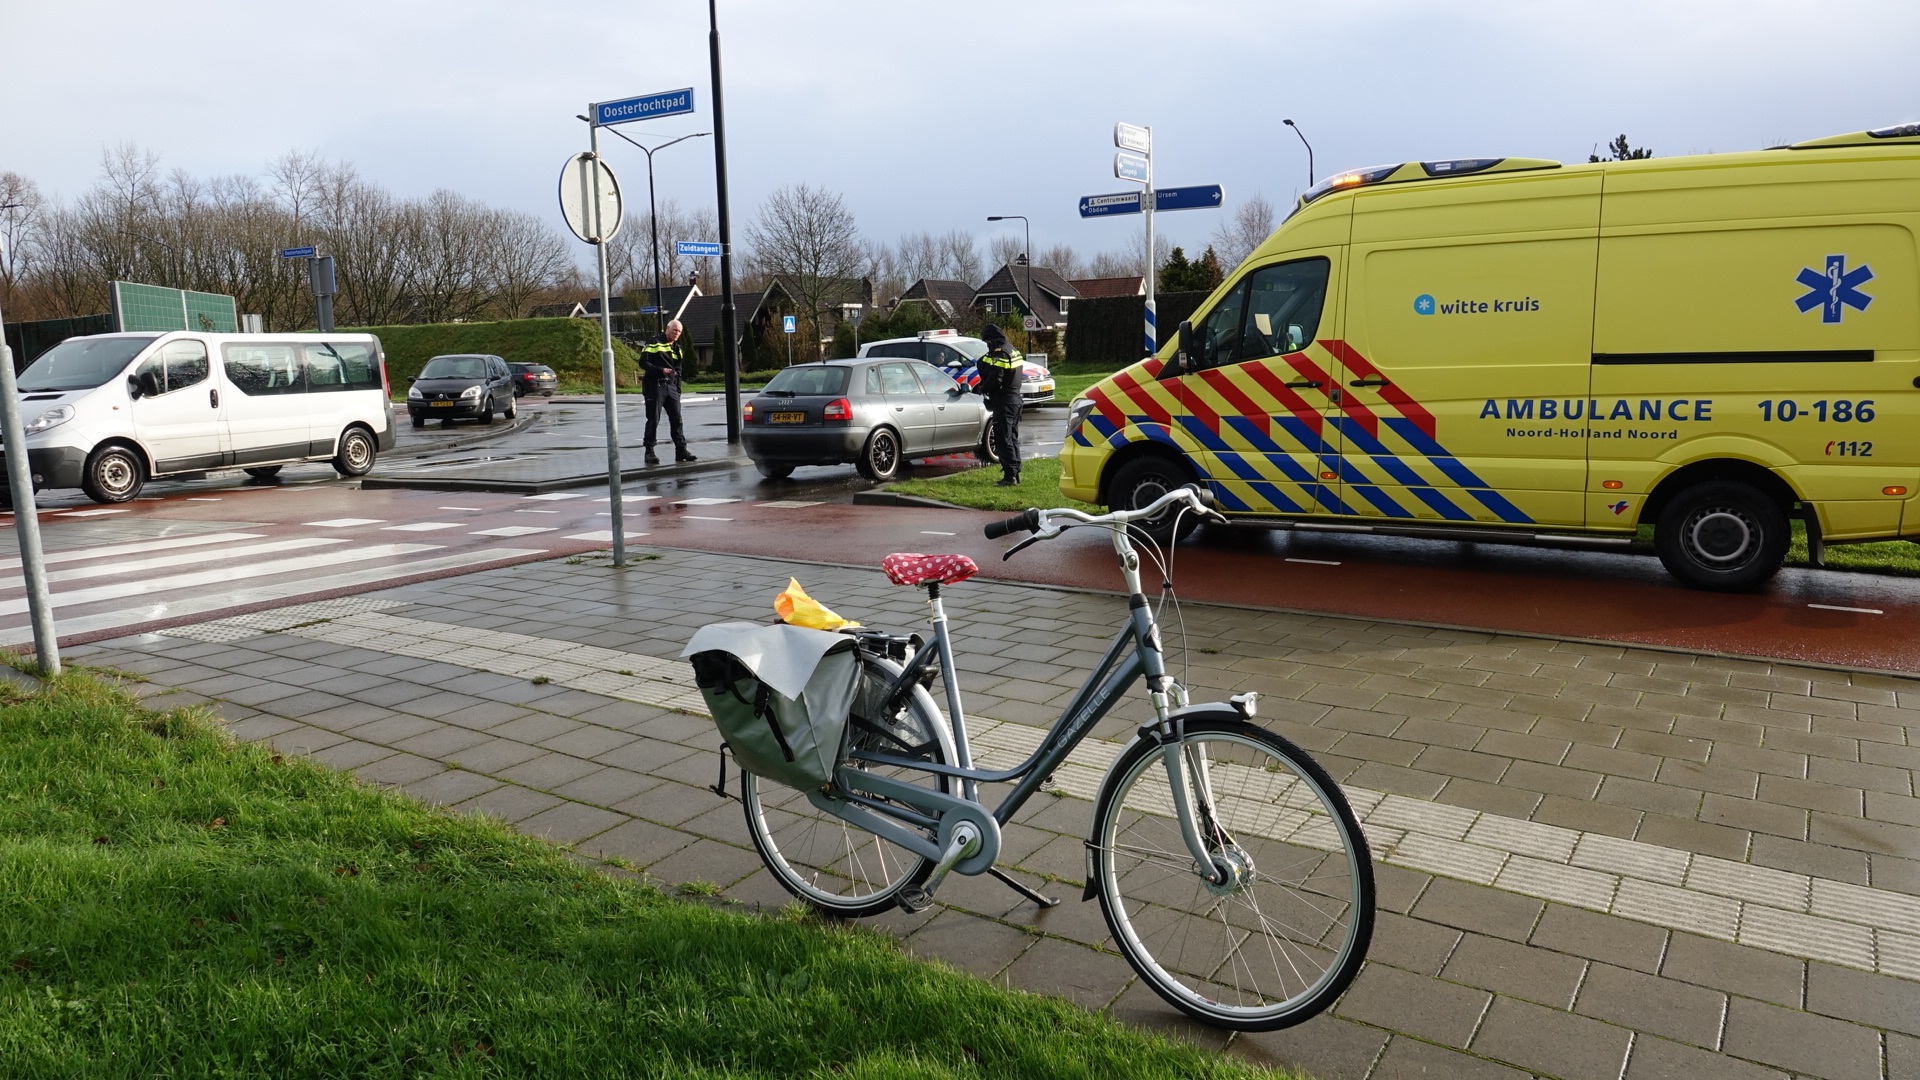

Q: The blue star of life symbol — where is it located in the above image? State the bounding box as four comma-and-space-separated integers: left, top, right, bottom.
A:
1413, 293, 1435, 315
1795, 255, 1873, 324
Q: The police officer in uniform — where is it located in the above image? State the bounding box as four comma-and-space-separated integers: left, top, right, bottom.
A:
638, 319, 695, 466
975, 323, 1024, 486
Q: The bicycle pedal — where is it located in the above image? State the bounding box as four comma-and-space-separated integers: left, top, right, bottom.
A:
895, 886, 933, 914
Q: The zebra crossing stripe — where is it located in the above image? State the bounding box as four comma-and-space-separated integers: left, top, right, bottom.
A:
0, 543, 444, 618
0, 532, 266, 572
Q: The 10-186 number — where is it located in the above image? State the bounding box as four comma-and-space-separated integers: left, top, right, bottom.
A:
1757, 399, 1875, 422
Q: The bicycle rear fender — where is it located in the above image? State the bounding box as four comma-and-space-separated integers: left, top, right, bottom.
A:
1082, 702, 1250, 901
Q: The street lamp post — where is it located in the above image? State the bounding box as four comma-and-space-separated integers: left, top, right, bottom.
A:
986, 214, 1031, 352
594, 126, 710, 338
1283, 118, 1314, 186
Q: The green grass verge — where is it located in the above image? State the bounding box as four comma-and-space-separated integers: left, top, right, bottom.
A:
888, 458, 1097, 514
350, 318, 642, 389
0, 672, 1278, 1079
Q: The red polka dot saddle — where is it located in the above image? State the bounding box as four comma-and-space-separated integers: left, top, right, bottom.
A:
881, 552, 979, 587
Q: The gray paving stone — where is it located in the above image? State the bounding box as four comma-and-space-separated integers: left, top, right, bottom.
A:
398, 768, 503, 807
1370, 1036, 1530, 1080
1231, 1012, 1390, 1080
1442, 931, 1586, 1008
515, 801, 628, 846
1811, 811, 1920, 856
1721, 996, 1882, 1080
904, 909, 1034, 979
352, 753, 445, 786
1660, 933, 1804, 1008
256, 725, 351, 756
453, 783, 564, 824
1533, 794, 1642, 839
1634, 813, 1750, 860
340, 713, 443, 747
1470, 995, 1632, 1080
1102, 981, 1233, 1053
1888, 1032, 1920, 1080
550, 767, 662, 809
1747, 835, 1870, 883
1624, 1035, 1789, 1079
582, 817, 697, 868
1575, 962, 1725, 1047
1804, 962, 1920, 1037
1334, 962, 1489, 1048
1367, 911, 1460, 976
1000, 935, 1133, 1011
305, 740, 396, 770
1529, 904, 1667, 974
1410, 878, 1544, 943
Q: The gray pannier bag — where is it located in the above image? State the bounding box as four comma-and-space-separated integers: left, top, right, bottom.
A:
682, 622, 862, 791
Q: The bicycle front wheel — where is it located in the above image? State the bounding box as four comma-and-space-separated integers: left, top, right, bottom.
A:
1089, 719, 1374, 1030
742, 653, 950, 918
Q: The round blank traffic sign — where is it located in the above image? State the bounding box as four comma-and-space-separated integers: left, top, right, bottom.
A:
558, 153, 623, 244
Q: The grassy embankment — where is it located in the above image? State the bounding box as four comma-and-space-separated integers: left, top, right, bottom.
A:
348, 318, 641, 397
0, 670, 1278, 1079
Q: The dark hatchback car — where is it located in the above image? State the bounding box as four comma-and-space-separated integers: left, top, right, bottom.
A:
507, 362, 558, 397
407, 354, 518, 426
741, 359, 992, 481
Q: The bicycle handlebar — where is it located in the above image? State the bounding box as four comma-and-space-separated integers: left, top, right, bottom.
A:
981, 484, 1225, 542
983, 508, 1042, 540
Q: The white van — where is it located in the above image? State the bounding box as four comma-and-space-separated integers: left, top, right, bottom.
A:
2, 331, 395, 504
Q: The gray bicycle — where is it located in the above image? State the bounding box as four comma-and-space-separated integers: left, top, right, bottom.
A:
734, 485, 1374, 1031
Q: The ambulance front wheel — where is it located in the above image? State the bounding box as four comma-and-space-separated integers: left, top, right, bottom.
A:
1654, 481, 1788, 591
1110, 454, 1202, 545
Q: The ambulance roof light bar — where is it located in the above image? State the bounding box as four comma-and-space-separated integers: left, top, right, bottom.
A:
1294, 156, 1562, 212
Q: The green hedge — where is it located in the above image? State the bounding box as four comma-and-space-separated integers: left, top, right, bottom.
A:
347, 317, 642, 388
1062, 291, 1210, 369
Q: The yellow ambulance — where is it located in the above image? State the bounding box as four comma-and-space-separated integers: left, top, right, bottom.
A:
1059, 124, 1920, 589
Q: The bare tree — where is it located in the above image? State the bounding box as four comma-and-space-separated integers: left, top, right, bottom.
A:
1211, 193, 1275, 270
744, 183, 863, 358
484, 207, 572, 319
1038, 243, 1082, 279
0, 172, 45, 315
1085, 236, 1171, 279
988, 232, 1023, 268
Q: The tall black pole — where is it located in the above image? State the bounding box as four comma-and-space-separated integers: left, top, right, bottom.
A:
647, 148, 664, 336
709, 0, 741, 443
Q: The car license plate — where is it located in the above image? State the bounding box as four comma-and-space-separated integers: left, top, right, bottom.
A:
430, 401, 455, 407
770, 411, 806, 424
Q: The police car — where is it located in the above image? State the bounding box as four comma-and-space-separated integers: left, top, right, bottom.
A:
857, 328, 1055, 406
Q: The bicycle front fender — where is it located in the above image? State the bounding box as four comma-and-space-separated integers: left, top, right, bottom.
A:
1082, 702, 1248, 901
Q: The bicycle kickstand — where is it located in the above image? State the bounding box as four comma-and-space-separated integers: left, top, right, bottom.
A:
987, 866, 1061, 908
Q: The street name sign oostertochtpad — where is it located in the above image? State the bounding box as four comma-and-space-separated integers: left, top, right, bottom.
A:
557, 154, 623, 245
1078, 185, 1226, 218
676, 240, 723, 257
279, 246, 315, 259
593, 88, 695, 127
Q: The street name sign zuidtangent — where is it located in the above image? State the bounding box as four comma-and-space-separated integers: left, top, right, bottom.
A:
676, 240, 722, 257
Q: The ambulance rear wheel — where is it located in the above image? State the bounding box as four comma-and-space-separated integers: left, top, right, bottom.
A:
1655, 481, 1788, 591
1110, 454, 1200, 545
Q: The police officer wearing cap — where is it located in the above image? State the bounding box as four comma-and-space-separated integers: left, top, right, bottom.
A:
638, 319, 695, 466
975, 323, 1024, 486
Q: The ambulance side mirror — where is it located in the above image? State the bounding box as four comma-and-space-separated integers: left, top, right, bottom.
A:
1175, 320, 1195, 372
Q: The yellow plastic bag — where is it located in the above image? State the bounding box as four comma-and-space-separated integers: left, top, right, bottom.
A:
774, 578, 861, 631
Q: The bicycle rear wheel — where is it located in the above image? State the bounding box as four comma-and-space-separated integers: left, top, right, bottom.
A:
1089, 718, 1373, 1030
742, 653, 950, 918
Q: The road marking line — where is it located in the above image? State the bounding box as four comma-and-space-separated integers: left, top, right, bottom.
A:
57, 508, 130, 517
563, 531, 650, 542
304, 518, 386, 528
760, 500, 823, 508
472, 526, 557, 537
682, 515, 733, 522
594, 495, 662, 503
674, 497, 740, 506
438, 506, 485, 511
0, 549, 544, 647
0, 542, 441, 617
921, 530, 957, 536
35, 538, 348, 586
522, 492, 591, 501
1806, 603, 1883, 615
0, 532, 267, 572
1286, 558, 1341, 566
515, 509, 561, 514
187, 497, 222, 502
381, 522, 465, 532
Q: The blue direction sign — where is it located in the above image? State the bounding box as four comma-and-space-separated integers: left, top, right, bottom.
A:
676, 240, 722, 257
1079, 192, 1143, 218
1078, 185, 1226, 218
279, 246, 316, 258
1115, 153, 1150, 183
593, 87, 695, 127
1154, 184, 1225, 212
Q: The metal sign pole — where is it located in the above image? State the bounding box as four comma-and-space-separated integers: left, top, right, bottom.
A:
709, 0, 742, 444
1143, 126, 1156, 357
0, 296, 59, 676
588, 126, 627, 567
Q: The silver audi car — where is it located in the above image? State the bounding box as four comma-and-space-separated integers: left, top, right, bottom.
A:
741, 358, 995, 481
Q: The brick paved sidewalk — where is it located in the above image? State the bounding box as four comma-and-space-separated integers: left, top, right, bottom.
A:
66, 547, 1920, 1080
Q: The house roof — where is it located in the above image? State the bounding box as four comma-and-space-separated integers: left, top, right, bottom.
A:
528, 285, 700, 321
762, 275, 872, 308
678, 290, 768, 347
896, 279, 975, 320
973, 263, 1079, 326
1070, 275, 1144, 298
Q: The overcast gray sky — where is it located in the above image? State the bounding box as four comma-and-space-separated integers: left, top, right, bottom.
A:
7, 0, 1916, 267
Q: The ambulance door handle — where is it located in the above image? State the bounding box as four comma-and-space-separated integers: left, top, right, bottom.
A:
1284, 379, 1323, 389
1348, 377, 1390, 388
209, 388, 220, 409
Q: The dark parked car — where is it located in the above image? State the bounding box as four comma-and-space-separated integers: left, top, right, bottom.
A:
407, 354, 518, 426
507, 362, 557, 397
741, 359, 993, 481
